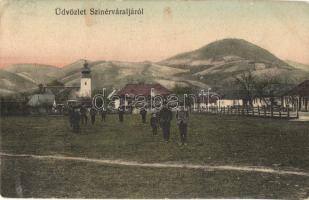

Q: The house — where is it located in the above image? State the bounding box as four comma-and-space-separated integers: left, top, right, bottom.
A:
116, 83, 171, 112
193, 91, 224, 110
286, 80, 309, 111
216, 84, 295, 108
118, 83, 171, 97
27, 94, 55, 114
216, 90, 244, 107
43, 86, 80, 104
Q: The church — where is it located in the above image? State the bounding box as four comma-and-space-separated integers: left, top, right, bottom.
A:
79, 60, 92, 98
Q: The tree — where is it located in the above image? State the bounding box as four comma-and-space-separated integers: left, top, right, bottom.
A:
254, 73, 280, 106
38, 84, 45, 94
234, 70, 256, 106
172, 85, 195, 95
47, 80, 64, 87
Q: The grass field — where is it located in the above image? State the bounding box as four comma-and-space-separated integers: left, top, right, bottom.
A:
1, 113, 309, 198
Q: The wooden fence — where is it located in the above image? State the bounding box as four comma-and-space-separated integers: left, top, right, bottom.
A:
196, 105, 299, 119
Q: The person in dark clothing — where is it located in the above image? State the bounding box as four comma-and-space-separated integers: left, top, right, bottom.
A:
140, 108, 147, 123
118, 106, 125, 122
72, 108, 81, 133
100, 108, 107, 122
80, 105, 88, 125
176, 106, 189, 145
159, 105, 173, 142
150, 112, 158, 135
68, 106, 74, 128
90, 107, 97, 125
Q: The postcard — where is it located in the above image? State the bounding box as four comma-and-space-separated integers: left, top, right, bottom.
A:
0, 0, 309, 199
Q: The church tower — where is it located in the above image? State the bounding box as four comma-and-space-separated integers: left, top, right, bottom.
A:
79, 60, 92, 98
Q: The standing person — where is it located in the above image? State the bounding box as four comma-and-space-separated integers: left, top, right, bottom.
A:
118, 106, 125, 122
159, 105, 173, 142
80, 105, 88, 125
90, 107, 97, 125
68, 106, 74, 128
150, 112, 158, 135
176, 106, 189, 145
100, 108, 107, 122
72, 107, 81, 133
140, 107, 147, 123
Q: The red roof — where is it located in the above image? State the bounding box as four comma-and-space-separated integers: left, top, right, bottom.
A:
288, 80, 309, 96
118, 83, 171, 96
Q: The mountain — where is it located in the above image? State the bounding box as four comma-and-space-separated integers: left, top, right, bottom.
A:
160, 38, 290, 68
285, 60, 309, 71
0, 69, 37, 95
1, 38, 308, 96
58, 60, 204, 90
159, 38, 308, 89
3, 63, 63, 84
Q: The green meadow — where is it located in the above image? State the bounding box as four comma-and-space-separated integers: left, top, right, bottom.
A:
1, 114, 309, 198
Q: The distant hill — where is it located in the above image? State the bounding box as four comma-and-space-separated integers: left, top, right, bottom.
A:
58, 60, 202, 90
285, 60, 309, 71
159, 38, 308, 89
0, 69, 37, 95
3, 63, 63, 84
160, 38, 291, 68
1, 38, 308, 96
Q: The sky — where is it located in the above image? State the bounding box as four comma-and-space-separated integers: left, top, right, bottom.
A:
0, 0, 309, 68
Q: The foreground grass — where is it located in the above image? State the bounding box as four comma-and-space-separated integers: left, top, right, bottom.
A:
1, 157, 309, 198
1, 114, 309, 169
1, 114, 309, 198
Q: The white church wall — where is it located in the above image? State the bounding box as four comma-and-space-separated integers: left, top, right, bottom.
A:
79, 78, 91, 97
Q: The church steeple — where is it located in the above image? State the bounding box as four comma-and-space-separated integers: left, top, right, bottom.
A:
79, 60, 92, 98
81, 60, 91, 78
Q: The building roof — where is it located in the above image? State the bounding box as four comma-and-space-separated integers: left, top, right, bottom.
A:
287, 80, 309, 96
118, 83, 171, 96
81, 61, 91, 74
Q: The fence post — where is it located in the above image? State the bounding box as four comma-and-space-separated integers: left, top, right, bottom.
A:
271, 105, 274, 118
252, 106, 254, 116
287, 105, 290, 119
258, 106, 260, 117
264, 106, 266, 117
279, 107, 282, 119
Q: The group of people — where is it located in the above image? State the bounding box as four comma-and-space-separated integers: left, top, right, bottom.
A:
68, 105, 107, 133
148, 105, 189, 145
68, 104, 189, 145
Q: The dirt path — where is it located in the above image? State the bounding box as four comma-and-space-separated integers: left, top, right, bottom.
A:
1, 152, 309, 177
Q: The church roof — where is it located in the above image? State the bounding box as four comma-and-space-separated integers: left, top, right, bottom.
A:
81, 61, 91, 74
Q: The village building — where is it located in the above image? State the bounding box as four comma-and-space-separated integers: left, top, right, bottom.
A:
24, 62, 91, 114
285, 80, 309, 112
27, 93, 55, 114
116, 83, 171, 112
118, 83, 171, 97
